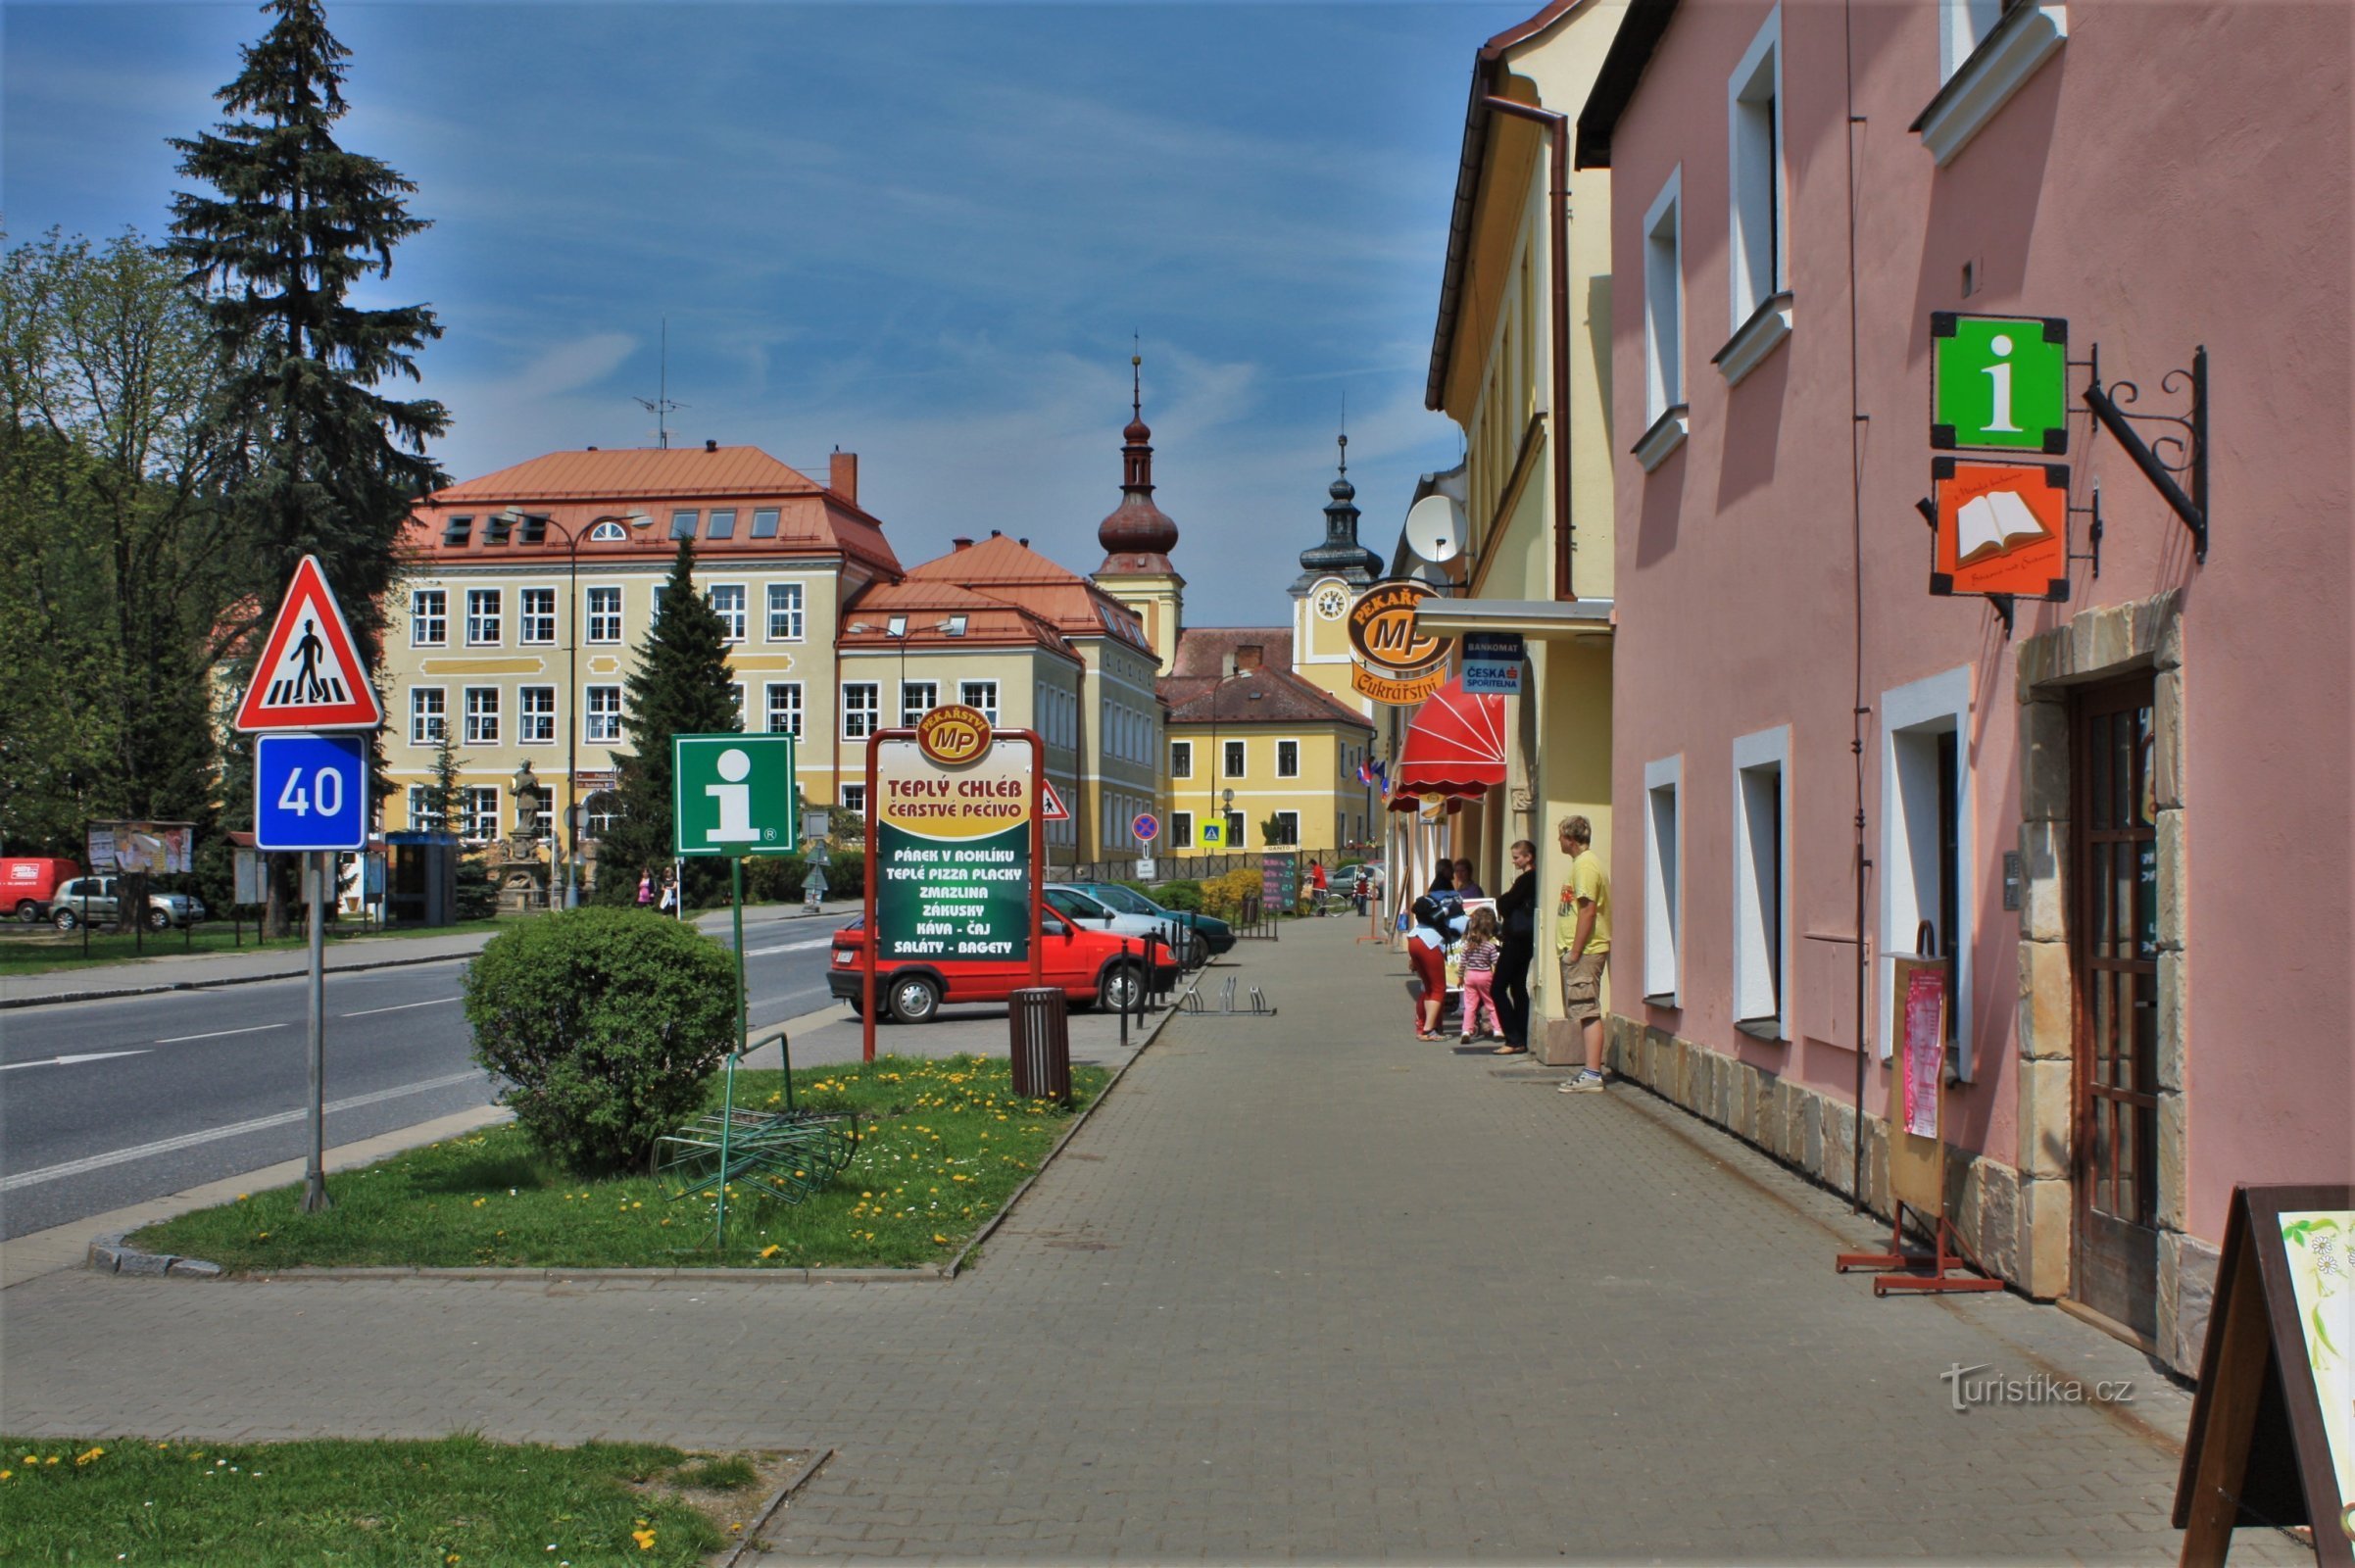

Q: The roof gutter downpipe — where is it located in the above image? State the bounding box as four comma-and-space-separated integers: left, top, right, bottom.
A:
1481, 95, 1574, 602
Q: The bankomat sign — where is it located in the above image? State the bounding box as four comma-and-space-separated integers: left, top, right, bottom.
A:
1348, 578, 1449, 706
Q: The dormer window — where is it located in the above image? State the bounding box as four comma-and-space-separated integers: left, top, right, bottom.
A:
481, 513, 513, 546
588, 519, 628, 543
442, 514, 473, 547
517, 514, 548, 545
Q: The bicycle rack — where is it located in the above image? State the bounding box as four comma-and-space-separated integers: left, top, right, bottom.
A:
1175, 974, 1277, 1017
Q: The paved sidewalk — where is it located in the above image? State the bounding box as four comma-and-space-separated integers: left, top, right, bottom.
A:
0, 921, 2291, 1562
0, 898, 857, 1008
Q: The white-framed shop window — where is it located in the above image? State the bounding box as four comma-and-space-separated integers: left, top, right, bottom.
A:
1878, 666, 1975, 1074
1643, 755, 1683, 1005
1732, 724, 1791, 1037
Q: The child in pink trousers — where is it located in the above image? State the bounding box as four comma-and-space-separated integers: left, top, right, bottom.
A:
1457, 906, 1504, 1044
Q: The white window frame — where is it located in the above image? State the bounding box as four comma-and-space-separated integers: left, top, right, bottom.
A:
1224, 740, 1247, 778
1171, 810, 1194, 849
1939, 0, 2006, 81
958, 680, 999, 723
405, 784, 441, 832
1718, 8, 1793, 386
518, 684, 557, 745
1171, 739, 1193, 779
410, 686, 447, 746
1270, 809, 1300, 847
465, 588, 502, 647
584, 685, 622, 744
464, 685, 501, 746
409, 588, 447, 648
1878, 666, 1976, 1074
462, 785, 500, 844
707, 583, 747, 644
1276, 740, 1300, 779
1918, 2, 2070, 166
1637, 168, 1692, 471
901, 680, 938, 727
1224, 809, 1247, 849
840, 783, 867, 816
765, 581, 805, 642
765, 681, 804, 738
1731, 724, 1791, 1037
841, 682, 879, 739
584, 584, 622, 644
518, 586, 557, 646
1644, 755, 1683, 1005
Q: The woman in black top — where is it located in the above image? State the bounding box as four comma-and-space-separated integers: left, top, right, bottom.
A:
1492, 839, 1538, 1053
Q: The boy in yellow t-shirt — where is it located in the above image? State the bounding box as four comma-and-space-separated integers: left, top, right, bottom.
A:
1554, 814, 1611, 1093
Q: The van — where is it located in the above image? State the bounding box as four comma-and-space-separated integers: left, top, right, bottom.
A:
2, 858, 84, 923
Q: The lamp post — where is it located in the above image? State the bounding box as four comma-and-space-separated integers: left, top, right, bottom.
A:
501, 508, 651, 908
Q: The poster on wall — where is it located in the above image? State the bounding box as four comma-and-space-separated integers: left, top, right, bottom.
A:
87, 820, 194, 875
873, 721, 1035, 963
1898, 960, 1947, 1141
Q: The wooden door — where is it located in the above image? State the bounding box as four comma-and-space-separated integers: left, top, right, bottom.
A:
2070, 673, 2161, 1339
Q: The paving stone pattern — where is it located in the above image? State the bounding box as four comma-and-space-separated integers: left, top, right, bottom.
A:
0, 920, 2301, 1563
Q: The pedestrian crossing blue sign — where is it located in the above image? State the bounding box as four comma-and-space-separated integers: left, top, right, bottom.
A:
255, 733, 370, 852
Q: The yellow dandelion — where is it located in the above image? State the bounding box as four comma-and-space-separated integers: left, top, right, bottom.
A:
760, 1244, 781, 1258
74, 1447, 104, 1466
632, 1527, 658, 1550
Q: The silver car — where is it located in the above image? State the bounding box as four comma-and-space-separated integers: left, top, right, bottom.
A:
1043, 885, 1192, 961
50, 877, 207, 932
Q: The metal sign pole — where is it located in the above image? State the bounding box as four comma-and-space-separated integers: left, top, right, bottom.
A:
301, 851, 331, 1212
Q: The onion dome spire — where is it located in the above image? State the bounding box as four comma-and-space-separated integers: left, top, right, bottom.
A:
1293, 426, 1383, 590
1097, 350, 1179, 570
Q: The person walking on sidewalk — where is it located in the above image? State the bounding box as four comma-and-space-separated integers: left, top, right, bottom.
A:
637, 866, 654, 907
1309, 858, 1329, 914
1457, 906, 1504, 1044
1494, 839, 1537, 1053
1554, 816, 1612, 1093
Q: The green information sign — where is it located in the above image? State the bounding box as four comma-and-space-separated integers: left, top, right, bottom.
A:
874, 736, 1034, 962
672, 732, 799, 857
1932, 313, 2069, 454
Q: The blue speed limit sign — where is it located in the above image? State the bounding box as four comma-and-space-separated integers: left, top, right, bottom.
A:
255, 733, 370, 852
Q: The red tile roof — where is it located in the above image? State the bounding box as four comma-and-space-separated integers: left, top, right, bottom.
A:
1160, 665, 1371, 730
1167, 625, 1296, 678
837, 578, 1081, 662
402, 446, 901, 575
905, 533, 1154, 658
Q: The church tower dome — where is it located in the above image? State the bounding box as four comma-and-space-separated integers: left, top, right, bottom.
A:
1291, 431, 1385, 593
1097, 355, 1179, 572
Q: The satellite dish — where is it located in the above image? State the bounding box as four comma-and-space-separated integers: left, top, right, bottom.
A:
1403, 494, 1466, 564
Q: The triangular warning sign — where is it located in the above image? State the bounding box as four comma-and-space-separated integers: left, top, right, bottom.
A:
234, 555, 383, 732
1041, 780, 1071, 821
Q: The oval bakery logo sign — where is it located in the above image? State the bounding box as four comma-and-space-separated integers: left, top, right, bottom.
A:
916, 704, 993, 766
1347, 578, 1450, 705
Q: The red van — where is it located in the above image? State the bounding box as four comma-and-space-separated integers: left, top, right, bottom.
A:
2, 858, 83, 923
827, 908, 1179, 1024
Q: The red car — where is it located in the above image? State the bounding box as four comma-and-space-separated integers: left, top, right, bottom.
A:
827, 908, 1179, 1024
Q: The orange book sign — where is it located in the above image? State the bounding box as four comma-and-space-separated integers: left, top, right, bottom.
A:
1930, 459, 2070, 601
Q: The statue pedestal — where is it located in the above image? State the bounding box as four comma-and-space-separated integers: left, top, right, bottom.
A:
492, 858, 551, 914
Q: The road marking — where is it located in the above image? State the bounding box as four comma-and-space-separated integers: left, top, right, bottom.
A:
0, 1070, 489, 1192
747, 937, 835, 956
1, 1051, 153, 1072
342, 997, 459, 1017
156, 1023, 286, 1044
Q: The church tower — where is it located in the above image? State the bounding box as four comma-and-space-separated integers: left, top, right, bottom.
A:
1291, 431, 1385, 714
1091, 354, 1186, 668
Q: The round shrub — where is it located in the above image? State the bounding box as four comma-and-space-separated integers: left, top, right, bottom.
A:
1202, 867, 1262, 918
1153, 879, 1204, 912
463, 906, 739, 1176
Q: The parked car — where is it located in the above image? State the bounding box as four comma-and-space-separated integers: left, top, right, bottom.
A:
826, 909, 1179, 1024
2, 858, 83, 923
1334, 861, 1385, 896
49, 877, 207, 932
1060, 881, 1235, 962
1043, 884, 1197, 964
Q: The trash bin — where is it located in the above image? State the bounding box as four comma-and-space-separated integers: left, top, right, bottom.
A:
1008, 986, 1071, 1104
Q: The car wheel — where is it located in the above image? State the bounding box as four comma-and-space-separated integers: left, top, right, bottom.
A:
146, 907, 172, 932
1097, 963, 1143, 1013
53, 907, 78, 932
1181, 932, 1207, 969
16, 901, 39, 924
887, 973, 941, 1025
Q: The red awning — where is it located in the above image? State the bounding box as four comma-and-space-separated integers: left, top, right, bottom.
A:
1387, 675, 1506, 809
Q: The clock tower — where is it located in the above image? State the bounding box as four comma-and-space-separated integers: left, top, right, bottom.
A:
1291, 432, 1385, 714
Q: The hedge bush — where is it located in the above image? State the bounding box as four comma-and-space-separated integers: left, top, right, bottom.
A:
1153, 879, 1204, 912
463, 907, 740, 1176
1201, 867, 1262, 918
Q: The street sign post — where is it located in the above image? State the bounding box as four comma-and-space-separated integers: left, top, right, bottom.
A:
1132, 811, 1159, 844
671, 732, 799, 1070
233, 557, 383, 1213
255, 734, 370, 852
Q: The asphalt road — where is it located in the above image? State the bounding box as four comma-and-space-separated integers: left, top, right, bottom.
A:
0, 916, 851, 1240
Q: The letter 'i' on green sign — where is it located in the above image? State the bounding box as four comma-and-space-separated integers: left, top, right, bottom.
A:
672, 732, 799, 857
1932, 313, 2069, 455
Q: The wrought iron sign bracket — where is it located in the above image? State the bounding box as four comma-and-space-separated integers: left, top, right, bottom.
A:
1986, 593, 2017, 639
2067, 480, 2103, 579
2080, 344, 2209, 564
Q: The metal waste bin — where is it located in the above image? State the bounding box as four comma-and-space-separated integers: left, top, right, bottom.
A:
1008, 986, 1072, 1104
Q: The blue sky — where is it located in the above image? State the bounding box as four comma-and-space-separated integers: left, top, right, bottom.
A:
5, 0, 1530, 625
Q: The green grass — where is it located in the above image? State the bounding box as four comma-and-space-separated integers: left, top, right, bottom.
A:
0, 1434, 730, 1566
0, 916, 528, 977
130, 1054, 1107, 1271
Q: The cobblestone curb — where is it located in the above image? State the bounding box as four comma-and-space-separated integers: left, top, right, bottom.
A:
715, 1448, 834, 1568
83, 996, 1177, 1287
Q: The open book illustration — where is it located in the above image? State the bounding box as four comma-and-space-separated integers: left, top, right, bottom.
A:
1954, 486, 2051, 564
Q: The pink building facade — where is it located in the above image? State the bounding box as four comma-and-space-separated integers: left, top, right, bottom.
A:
1582, 0, 2350, 1372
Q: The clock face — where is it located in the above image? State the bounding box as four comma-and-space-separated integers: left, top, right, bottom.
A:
1313, 585, 1349, 621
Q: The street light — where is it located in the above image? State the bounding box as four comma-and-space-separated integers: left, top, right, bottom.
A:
501, 507, 651, 907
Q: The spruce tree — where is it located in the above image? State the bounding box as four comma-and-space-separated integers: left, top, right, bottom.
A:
598, 539, 741, 906
168, 0, 449, 933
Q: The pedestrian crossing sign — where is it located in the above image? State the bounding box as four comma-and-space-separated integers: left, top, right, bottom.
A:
234, 555, 383, 732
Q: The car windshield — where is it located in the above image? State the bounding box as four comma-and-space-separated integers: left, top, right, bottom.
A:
1045, 889, 1104, 918
1090, 885, 1157, 915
